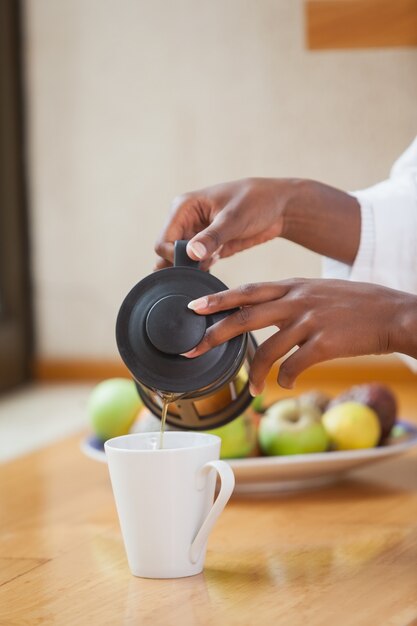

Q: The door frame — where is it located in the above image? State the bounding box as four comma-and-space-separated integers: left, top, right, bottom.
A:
0, 0, 33, 391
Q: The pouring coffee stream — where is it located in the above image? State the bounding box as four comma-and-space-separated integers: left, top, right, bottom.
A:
116, 240, 256, 433
158, 392, 180, 449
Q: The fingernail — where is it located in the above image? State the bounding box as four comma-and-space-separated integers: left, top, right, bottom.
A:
181, 348, 199, 358
188, 241, 207, 260
250, 381, 265, 397
249, 386, 258, 398
187, 297, 208, 312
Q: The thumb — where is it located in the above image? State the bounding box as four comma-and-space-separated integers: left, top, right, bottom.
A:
186, 211, 237, 261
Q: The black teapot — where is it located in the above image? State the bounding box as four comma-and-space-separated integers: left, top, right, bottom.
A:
116, 241, 256, 430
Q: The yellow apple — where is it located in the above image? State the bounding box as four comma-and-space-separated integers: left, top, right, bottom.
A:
322, 401, 381, 450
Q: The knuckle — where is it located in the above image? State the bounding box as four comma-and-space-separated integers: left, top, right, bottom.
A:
239, 283, 257, 297
315, 330, 329, 350
279, 360, 294, 382
288, 278, 308, 296
300, 310, 316, 330
203, 228, 222, 249
170, 193, 191, 214
312, 333, 330, 358
202, 323, 226, 350
208, 291, 223, 308
278, 278, 292, 289
205, 333, 215, 348
235, 306, 251, 326
241, 177, 258, 195
199, 331, 215, 350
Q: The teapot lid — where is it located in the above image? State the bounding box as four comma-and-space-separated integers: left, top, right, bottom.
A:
116, 241, 246, 394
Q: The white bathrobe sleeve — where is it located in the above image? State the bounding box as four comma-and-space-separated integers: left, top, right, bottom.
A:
322, 136, 417, 372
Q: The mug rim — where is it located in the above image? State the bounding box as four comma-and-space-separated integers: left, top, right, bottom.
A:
104, 431, 221, 454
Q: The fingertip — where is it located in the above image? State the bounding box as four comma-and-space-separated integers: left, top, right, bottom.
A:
278, 375, 295, 390
249, 385, 257, 398
187, 241, 207, 260
249, 381, 264, 397
187, 297, 208, 312
180, 348, 199, 358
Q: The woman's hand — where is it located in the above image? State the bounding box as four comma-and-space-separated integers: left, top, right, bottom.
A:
155, 178, 294, 270
155, 177, 361, 270
182, 279, 417, 394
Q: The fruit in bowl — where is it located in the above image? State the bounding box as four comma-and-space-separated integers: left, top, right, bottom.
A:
327, 383, 397, 443
251, 393, 267, 414
88, 378, 143, 441
206, 412, 258, 459
322, 401, 381, 451
132, 407, 258, 459
258, 398, 330, 456
86, 377, 399, 458
298, 390, 332, 414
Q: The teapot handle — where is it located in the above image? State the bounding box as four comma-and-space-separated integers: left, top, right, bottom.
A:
174, 240, 200, 269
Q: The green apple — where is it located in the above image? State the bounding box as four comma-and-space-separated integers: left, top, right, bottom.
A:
322, 401, 381, 450
88, 378, 143, 441
258, 398, 329, 456
251, 393, 266, 414
206, 411, 257, 459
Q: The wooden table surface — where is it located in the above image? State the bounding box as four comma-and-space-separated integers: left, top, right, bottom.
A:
1, 380, 417, 626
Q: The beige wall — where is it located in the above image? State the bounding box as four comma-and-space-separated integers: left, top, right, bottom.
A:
24, 0, 417, 359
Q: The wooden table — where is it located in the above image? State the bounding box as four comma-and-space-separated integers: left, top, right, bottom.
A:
1, 380, 417, 626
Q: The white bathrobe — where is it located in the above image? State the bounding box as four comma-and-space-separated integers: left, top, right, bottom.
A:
322, 137, 417, 372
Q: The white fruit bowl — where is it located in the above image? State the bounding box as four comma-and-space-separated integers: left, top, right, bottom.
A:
81, 410, 417, 494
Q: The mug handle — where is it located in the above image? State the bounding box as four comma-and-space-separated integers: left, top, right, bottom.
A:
189, 460, 235, 564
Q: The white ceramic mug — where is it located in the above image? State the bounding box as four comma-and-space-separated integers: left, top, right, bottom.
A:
105, 431, 235, 578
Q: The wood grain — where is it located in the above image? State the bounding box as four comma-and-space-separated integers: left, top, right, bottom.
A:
0, 559, 46, 587
1, 379, 417, 623
306, 0, 417, 49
